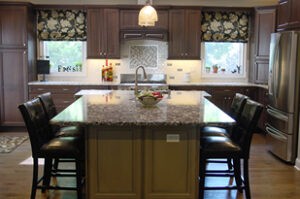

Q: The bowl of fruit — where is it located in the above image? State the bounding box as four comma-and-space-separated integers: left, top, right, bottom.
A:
136, 91, 163, 106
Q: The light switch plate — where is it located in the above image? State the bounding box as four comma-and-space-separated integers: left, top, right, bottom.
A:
166, 134, 180, 143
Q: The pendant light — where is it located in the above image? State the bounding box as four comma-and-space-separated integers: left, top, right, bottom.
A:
138, 0, 158, 26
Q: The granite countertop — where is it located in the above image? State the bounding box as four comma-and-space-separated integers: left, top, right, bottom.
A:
51, 90, 234, 126
28, 81, 268, 89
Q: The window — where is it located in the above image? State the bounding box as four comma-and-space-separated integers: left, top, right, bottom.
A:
40, 41, 86, 75
202, 42, 247, 77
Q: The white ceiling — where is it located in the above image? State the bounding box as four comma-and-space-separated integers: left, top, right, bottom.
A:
0, 0, 278, 7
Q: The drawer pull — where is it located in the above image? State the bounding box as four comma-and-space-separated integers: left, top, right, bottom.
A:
62, 88, 69, 91
37, 88, 45, 91
63, 100, 71, 103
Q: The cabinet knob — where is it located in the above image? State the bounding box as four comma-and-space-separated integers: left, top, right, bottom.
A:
185, 53, 188, 56
23, 43, 26, 47
100, 52, 103, 56
181, 53, 184, 56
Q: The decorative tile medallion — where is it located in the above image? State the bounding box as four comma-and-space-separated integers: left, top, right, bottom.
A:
129, 45, 158, 69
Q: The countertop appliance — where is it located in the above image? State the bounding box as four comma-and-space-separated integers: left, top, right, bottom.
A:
266, 31, 300, 163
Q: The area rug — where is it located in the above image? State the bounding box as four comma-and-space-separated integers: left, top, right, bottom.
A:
0, 135, 28, 153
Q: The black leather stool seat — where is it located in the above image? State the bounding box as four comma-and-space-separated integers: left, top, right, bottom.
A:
201, 136, 241, 157
55, 126, 83, 138
41, 137, 82, 158
201, 126, 228, 137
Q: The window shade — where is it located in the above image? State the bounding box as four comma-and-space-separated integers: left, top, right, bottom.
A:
201, 11, 249, 42
37, 10, 87, 41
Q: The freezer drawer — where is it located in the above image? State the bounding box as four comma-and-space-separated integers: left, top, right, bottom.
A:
266, 106, 295, 135
265, 124, 296, 163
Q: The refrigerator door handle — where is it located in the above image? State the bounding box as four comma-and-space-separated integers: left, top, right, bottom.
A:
266, 106, 288, 121
266, 125, 287, 141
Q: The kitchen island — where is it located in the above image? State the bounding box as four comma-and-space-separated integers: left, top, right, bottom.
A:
51, 90, 235, 199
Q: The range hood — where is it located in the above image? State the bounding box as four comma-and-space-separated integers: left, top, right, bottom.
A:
120, 29, 168, 41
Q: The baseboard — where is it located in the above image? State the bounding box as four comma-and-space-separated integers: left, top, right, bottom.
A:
294, 158, 300, 170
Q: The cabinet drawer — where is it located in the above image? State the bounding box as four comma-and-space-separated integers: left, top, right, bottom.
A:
29, 85, 80, 94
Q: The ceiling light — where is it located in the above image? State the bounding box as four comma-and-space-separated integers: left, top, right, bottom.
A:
138, 0, 158, 27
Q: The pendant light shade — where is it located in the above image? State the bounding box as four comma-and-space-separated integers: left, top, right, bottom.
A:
138, 1, 158, 26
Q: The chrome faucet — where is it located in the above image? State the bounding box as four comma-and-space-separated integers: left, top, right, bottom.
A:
135, 66, 147, 95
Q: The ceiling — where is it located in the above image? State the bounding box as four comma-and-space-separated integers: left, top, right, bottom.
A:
0, 0, 278, 7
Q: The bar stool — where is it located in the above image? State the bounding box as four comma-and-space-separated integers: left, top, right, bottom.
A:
18, 98, 84, 199
199, 99, 263, 199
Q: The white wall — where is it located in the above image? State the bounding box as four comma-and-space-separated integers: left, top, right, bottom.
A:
46, 40, 249, 84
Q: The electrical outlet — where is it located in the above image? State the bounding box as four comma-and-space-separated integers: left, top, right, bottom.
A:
166, 134, 180, 143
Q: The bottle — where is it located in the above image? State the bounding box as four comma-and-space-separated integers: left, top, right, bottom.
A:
107, 63, 113, 81
101, 65, 105, 82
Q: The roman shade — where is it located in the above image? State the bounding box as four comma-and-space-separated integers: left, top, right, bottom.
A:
201, 11, 250, 42
37, 9, 87, 41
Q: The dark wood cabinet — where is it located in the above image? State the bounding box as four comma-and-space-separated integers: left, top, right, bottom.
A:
277, 0, 300, 31
0, 6, 27, 48
168, 9, 201, 59
0, 49, 27, 126
0, 3, 36, 129
250, 7, 276, 84
29, 85, 81, 112
120, 9, 168, 30
257, 87, 268, 132
87, 8, 120, 59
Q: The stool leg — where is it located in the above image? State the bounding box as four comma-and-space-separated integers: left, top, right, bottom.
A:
42, 158, 52, 193
31, 157, 38, 199
233, 158, 243, 193
199, 157, 206, 199
244, 159, 251, 199
227, 158, 233, 170
76, 160, 83, 199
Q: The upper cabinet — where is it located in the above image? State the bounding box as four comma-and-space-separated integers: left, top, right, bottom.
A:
277, 0, 300, 31
168, 9, 201, 59
0, 6, 27, 48
120, 9, 169, 30
250, 7, 276, 84
87, 8, 120, 59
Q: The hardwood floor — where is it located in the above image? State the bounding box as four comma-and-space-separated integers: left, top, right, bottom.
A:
0, 132, 299, 199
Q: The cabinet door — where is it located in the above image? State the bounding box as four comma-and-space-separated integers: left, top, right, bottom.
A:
289, 0, 300, 29
0, 6, 27, 48
0, 49, 27, 126
103, 9, 120, 58
87, 9, 102, 58
255, 8, 276, 59
254, 60, 269, 84
277, 0, 290, 30
185, 10, 201, 59
120, 10, 168, 30
168, 9, 185, 59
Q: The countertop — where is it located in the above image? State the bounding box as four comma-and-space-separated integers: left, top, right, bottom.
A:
28, 81, 268, 89
50, 90, 235, 126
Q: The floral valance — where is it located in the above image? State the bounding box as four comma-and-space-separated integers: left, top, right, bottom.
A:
37, 9, 87, 41
201, 11, 249, 42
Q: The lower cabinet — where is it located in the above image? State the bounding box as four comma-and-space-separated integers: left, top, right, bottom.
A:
257, 87, 268, 132
0, 49, 27, 127
86, 125, 199, 199
28, 85, 109, 112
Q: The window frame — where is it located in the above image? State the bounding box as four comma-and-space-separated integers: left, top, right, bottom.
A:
200, 42, 248, 79
37, 40, 87, 77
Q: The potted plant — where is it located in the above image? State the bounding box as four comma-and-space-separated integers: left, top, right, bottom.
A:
212, 64, 219, 73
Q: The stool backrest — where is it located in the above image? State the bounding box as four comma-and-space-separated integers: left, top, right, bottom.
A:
229, 93, 249, 120
18, 98, 53, 158
231, 99, 263, 158
38, 92, 57, 120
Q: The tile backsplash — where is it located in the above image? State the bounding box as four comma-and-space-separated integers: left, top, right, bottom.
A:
45, 40, 248, 84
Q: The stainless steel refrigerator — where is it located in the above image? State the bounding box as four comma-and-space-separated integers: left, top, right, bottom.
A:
266, 31, 300, 164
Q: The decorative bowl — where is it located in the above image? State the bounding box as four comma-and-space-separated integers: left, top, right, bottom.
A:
137, 96, 162, 106
136, 90, 164, 106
